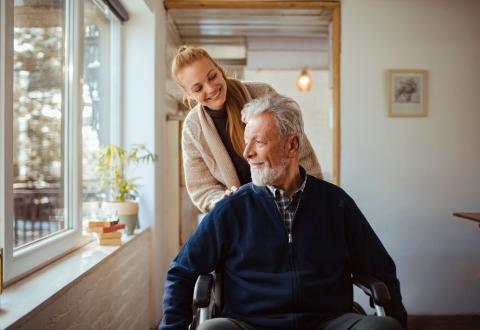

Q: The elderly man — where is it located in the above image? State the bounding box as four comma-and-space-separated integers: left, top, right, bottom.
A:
160, 94, 407, 330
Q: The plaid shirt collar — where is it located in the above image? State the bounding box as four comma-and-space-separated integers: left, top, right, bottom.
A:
267, 167, 307, 236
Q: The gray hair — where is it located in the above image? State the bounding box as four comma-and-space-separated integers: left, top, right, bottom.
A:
241, 93, 304, 141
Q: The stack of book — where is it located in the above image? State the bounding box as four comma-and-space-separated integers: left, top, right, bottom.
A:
87, 220, 125, 246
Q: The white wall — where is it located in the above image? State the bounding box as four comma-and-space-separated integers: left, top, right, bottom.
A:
122, 0, 155, 246
247, 51, 329, 70
247, 37, 329, 70
243, 69, 333, 181
342, 0, 480, 314
121, 0, 174, 326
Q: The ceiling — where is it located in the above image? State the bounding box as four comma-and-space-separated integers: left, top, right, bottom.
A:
166, 1, 335, 69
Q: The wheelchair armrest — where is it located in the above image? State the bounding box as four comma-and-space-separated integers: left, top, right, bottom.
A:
193, 274, 214, 308
353, 275, 391, 307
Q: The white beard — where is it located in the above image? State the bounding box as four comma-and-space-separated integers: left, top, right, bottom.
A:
250, 158, 288, 187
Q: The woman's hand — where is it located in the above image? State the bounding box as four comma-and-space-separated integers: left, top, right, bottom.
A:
224, 186, 238, 197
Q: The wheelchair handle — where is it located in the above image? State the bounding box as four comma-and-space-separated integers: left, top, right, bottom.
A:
193, 274, 214, 308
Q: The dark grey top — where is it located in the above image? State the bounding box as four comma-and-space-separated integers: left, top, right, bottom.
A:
205, 107, 251, 185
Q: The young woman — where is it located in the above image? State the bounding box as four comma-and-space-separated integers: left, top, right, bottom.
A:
172, 45, 323, 213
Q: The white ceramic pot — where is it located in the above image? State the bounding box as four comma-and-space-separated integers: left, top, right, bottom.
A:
103, 201, 139, 235
103, 200, 139, 216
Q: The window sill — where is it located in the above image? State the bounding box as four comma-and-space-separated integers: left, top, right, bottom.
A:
0, 228, 150, 329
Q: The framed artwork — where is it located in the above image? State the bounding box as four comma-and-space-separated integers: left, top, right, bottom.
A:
387, 69, 428, 117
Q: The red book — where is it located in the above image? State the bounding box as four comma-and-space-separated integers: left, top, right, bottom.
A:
100, 223, 125, 233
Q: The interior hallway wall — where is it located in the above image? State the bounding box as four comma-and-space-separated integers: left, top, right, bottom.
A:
243, 70, 334, 181
341, 0, 480, 314
121, 0, 172, 326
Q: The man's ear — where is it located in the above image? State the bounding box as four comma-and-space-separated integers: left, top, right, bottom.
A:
286, 135, 300, 157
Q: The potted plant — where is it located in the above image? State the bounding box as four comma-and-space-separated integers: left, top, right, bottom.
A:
97, 144, 157, 235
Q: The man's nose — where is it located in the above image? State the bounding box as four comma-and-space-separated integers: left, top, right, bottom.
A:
243, 143, 253, 160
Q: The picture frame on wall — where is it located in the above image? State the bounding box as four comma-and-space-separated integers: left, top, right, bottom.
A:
387, 69, 428, 117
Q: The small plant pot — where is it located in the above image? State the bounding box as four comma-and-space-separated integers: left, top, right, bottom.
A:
103, 201, 139, 235
118, 214, 138, 235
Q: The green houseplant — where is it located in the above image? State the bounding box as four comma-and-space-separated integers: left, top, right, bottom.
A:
97, 144, 157, 234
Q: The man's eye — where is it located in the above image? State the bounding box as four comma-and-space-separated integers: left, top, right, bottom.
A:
256, 140, 265, 145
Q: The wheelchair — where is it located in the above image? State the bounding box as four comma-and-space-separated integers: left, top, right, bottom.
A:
190, 272, 392, 329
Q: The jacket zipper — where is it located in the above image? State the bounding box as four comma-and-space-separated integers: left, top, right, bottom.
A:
285, 226, 298, 329
289, 198, 305, 330
270, 196, 298, 329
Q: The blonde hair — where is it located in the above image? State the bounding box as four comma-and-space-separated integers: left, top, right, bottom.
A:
172, 45, 249, 157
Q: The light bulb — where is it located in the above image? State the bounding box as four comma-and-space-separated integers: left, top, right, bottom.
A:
296, 69, 312, 92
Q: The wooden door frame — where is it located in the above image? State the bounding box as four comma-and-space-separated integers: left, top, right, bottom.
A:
165, 1, 341, 185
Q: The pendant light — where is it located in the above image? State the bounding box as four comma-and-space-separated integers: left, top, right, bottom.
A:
296, 69, 312, 92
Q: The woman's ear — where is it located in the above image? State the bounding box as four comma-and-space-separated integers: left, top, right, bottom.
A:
181, 84, 192, 98
181, 84, 195, 103
176, 71, 191, 97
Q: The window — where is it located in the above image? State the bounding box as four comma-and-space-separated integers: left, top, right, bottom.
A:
12, 0, 66, 248
82, 0, 120, 219
1, 0, 122, 283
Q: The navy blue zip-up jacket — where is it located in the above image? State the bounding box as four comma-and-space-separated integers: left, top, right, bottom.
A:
160, 176, 407, 329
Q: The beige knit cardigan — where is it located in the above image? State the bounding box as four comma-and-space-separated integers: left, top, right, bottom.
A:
181, 80, 323, 213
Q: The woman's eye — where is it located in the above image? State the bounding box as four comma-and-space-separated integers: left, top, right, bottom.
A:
208, 73, 217, 80
192, 86, 202, 93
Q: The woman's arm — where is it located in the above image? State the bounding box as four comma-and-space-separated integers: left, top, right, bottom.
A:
299, 134, 323, 180
243, 81, 276, 99
182, 121, 227, 213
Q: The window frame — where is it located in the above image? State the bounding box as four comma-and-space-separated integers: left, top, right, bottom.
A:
0, 0, 122, 285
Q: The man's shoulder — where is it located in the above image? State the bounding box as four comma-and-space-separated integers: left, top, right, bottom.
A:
211, 183, 267, 213
305, 175, 353, 204
306, 175, 342, 192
